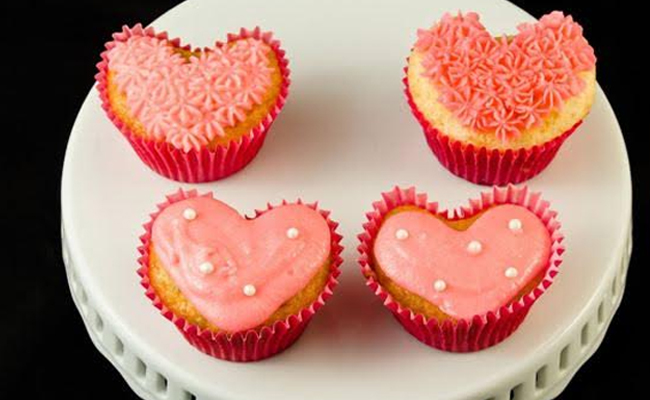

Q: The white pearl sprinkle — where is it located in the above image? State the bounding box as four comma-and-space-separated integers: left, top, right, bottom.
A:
243, 284, 257, 296
395, 229, 409, 240
466, 240, 483, 255
508, 218, 523, 233
183, 208, 197, 220
198, 262, 214, 274
433, 279, 447, 292
505, 267, 519, 278
286, 227, 300, 239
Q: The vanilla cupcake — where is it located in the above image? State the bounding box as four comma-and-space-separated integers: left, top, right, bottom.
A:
97, 25, 290, 182
405, 11, 596, 185
359, 186, 564, 351
139, 190, 342, 361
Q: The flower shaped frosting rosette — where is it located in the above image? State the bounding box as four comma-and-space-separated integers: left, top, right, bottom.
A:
137, 189, 343, 362
358, 186, 564, 352
96, 24, 290, 183
405, 11, 596, 185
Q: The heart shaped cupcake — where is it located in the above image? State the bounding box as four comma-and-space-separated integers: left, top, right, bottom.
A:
139, 190, 342, 361
405, 11, 596, 185
96, 25, 290, 183
359, 186, 564, 352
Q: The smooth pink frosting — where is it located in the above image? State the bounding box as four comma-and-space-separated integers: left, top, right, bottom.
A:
415, 11, 596, 141
107, 36, 274, 152
373, 205, 551, 319
151, 197, 331, 332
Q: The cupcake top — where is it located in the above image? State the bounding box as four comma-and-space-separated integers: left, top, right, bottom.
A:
151, 196, 331, 332
373, 204, 551, 319
106, 33, 276, 152
409, 11, 596, 148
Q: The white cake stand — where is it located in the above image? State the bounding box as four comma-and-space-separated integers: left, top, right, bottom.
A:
61, 0, 632, 399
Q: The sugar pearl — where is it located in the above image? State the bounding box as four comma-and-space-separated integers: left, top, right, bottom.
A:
505, 267, 519, 278
466, 240, 482, 255
508, 218, 523, 233
286, 227, 300, 239
183, 208, 197, 220
243, 284, 257, 296
395, 229, 409, 240
433, 279, 447, 292
198, 262, 214, 274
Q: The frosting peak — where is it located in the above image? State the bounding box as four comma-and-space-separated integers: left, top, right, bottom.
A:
414, 11, 596, 141
108, 35, 274, 152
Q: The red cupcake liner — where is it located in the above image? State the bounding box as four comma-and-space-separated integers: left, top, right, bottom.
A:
403, 68, 582, 186
96, 25, 291, 183
358, 185, 564, 352
137, 189, 343, 362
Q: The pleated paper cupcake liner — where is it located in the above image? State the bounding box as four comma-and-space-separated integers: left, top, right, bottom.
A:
358, 185, 564, 352
138, 189, 343, 362
96, 25, 290, 183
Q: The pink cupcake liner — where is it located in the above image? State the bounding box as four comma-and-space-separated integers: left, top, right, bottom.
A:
358, 185, 564, 352
403, 69, 581, 186
96, 25, 291, 183
137, 189, 343, 362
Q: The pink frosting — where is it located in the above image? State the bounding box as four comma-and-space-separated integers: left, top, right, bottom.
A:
107, 35, 274, 152
415, 11, 596, 141
151, 197, 331, 332
373, 205, 551, 319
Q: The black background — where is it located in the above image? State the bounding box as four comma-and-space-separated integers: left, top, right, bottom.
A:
2, 1, 647, 398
